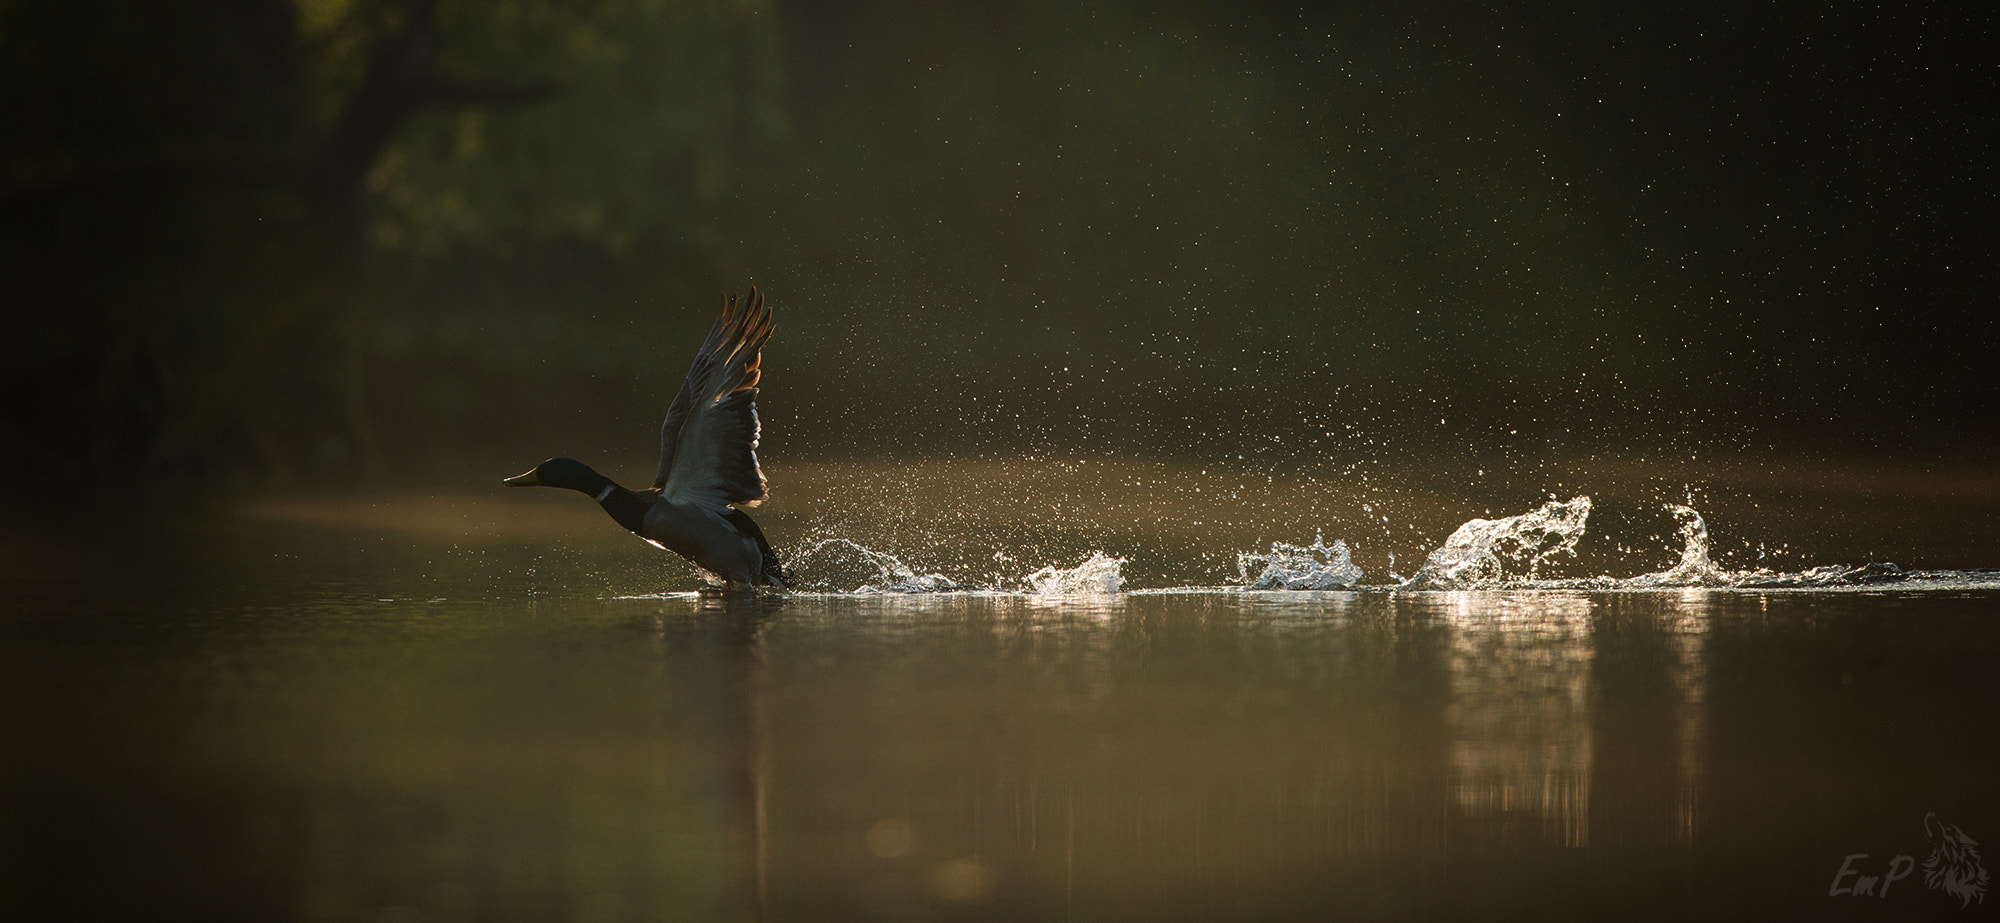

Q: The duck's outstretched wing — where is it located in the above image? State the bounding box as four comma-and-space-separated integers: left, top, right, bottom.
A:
653, 288, 775, 509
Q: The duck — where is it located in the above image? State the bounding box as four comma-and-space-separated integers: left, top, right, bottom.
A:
505, 287, 790, 592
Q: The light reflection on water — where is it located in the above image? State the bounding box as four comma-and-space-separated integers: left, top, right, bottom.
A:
1427, 591, 1708, 853
2, 495, 1998, 921
1438, 593, 1598, 849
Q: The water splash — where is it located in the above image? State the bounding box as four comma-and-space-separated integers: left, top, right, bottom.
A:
786, 538, 964, 593
784, 491, 1959, 596
1025, 551, 1126, 595
1592, 504, 1919, 589
1393, 498, 1928, 591
1402, 497, 1593, 589
1732, 561, 1913, 588
1627, 505, 1735, 587
782, 538, 1126, 595
1233, 532, 1364, 589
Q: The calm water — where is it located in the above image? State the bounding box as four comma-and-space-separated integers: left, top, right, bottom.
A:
4, 459, 1998, 922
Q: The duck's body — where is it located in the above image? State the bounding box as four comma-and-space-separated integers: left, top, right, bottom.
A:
506, 289, 789, 591
633, 495, 786, 588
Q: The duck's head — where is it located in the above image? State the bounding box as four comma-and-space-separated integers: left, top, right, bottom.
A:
503, 457, 606, 493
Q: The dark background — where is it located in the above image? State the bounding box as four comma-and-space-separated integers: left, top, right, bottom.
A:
4, 0, 1994, 493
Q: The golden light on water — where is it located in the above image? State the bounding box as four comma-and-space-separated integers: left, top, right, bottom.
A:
1440, 593, 1597, 848
865, 818, 914, 859
925, 858, 998, 903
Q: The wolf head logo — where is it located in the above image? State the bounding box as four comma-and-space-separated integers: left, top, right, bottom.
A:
1924, 813, 1991, 909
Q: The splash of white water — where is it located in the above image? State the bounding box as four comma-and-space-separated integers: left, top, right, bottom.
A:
783, 538, 1125, 595
787, 538, 962, 593
781, 494, 1947, 596
1233, 532, 1364, 589
1026, 551, 1126, 595
1626, 505, 1735, 587
1393, 498, 1922, 591
1402, 497, 1593, 589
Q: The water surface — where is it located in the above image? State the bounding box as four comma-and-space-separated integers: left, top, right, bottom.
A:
3, 458, 1997, 921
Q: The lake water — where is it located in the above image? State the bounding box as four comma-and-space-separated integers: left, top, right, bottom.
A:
3, 456, 1997, 921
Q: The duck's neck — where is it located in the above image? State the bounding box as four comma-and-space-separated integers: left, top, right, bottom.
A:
543, 462, 653, 535
594, 482, 656, 535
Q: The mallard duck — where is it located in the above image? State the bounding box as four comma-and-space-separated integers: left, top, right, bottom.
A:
505, 288, 790, 591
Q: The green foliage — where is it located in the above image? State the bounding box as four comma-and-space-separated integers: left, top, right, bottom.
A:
366, 0, 782, 256
1, 0, 783, 484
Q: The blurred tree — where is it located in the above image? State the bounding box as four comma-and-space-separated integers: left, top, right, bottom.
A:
0, 0, 779, 487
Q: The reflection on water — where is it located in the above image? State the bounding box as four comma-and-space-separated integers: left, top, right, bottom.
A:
3, 497, 1998, 921
1664, 596, 1708, 845
1431, 592, 1711, 856
1440, 593, 1596, 848
677, 595, 782, 922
